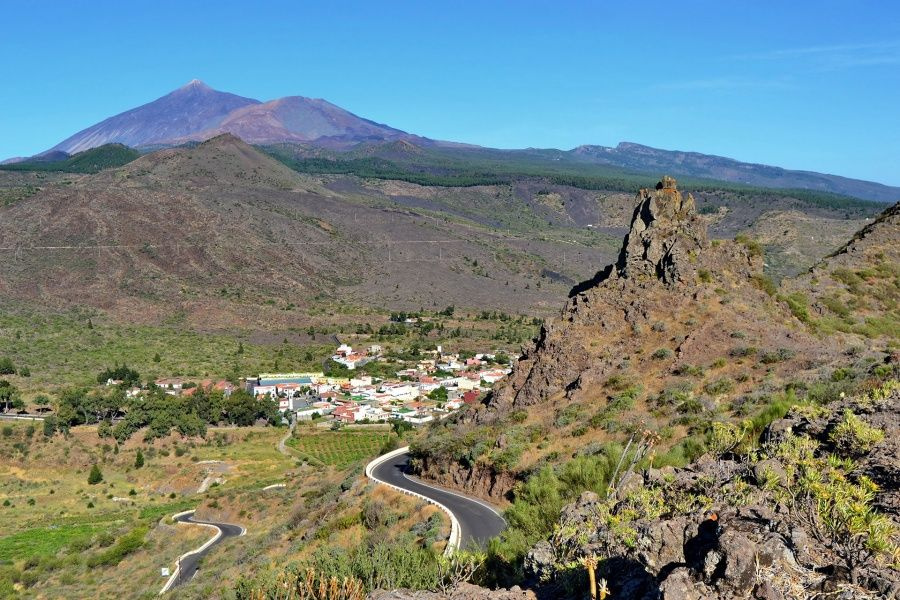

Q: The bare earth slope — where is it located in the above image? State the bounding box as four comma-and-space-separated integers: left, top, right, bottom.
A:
0, 135, 615, 323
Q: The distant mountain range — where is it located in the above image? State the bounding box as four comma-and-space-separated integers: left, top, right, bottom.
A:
7, 80, 898, 202
570, 142, 900, 203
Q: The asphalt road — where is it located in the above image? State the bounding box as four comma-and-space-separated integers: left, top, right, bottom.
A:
371, 451, 506, 550
170, 511, 244, 589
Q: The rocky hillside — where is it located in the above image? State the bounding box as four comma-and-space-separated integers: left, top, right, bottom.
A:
481, 177, 829, 420
404, 178, 899, 599
521, 379, 900, 599
0, 135, 618, 325
411, 179, 839, 502
783, 201, 899, 342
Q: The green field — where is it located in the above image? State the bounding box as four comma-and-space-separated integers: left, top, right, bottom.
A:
0, 522, 106, 562
0, 302, 333, 398
287, 430, 394, 469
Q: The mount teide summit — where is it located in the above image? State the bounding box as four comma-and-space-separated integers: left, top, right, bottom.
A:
50, 80, 260, 153
49, 80, 415, 154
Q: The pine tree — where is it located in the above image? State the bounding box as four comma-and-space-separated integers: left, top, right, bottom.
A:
134, 449, 144, 469
88, 464, 103, 485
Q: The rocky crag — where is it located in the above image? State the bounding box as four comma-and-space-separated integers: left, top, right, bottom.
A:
413, 177, 847, 502
480, 176, 826, 421
523, 378, 900, 599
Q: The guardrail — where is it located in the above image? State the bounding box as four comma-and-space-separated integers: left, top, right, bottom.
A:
365, 446, 461, 557
0, 413, 45, 422
159, 510, 245, 595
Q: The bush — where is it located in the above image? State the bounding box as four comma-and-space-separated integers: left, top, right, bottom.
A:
729, 346, 757, 358
42, 415, 57, 437
87, 464, 103, 485
674, 364, 705, 377
760, 348, 796, 364
704, 378, 735, 396
509, 410, 528, 424
86, 527, 147, 567
0, 357, 15, 375
735, 234, 764, 258
829, 410, 884, 458
651, 348, 673, 360
779, 292, 811, 324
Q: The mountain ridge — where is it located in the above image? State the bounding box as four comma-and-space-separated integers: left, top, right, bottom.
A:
572, 141, 900, 202
15, 80, 900, 202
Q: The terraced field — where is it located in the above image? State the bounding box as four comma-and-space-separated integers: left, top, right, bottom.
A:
286, 430, 394, 469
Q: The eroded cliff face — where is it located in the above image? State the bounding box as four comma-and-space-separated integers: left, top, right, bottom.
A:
413, 457, 517, 503
477, 176, 802, 422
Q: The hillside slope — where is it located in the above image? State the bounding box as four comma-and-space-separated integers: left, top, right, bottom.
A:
0, 136, 615, 324
783, 201, 899, 341
409, 178, 899, 504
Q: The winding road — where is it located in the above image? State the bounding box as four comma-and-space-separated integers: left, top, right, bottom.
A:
369, 449, 506, 550
160, 511, 245, 593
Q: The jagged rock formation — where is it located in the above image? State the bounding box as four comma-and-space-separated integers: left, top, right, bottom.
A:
475, 176, 825, 422
615, 175, 704, 284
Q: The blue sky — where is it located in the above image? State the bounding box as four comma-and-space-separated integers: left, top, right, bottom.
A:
1, 1, 898, 185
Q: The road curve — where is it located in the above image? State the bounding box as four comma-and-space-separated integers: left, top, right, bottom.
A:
161, 511, 245, 593
370, 450, 506, 550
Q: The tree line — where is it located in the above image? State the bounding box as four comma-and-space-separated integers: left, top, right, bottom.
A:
49, 383, 280, 442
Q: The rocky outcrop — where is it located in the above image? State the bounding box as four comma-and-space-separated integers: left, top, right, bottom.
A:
476, 176, 807, 420
522, 383, 900, 599
413, 457, 516, 503
615, 175, 705, 284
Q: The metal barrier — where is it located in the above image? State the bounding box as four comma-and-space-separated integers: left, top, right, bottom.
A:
365, 446, 461, 557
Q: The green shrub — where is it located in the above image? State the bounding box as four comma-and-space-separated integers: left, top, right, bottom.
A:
779, 292, 811, 324
87, 464, 103, 485
829, 410, 884, 457
674, 364, 704, 377
760, 348, 796, 364
735, 234, 764, 258
86, 527, 147, 567
729, 346, 757, 358
821, 295, 851, 318
704, 378, 735, 396
651, 348, 673, 360
510, 410, 528, 424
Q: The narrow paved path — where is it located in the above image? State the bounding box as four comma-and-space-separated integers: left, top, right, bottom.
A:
370, 450, 506, 550
161, 511, 244, 593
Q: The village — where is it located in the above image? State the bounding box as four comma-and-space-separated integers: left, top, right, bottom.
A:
155, 343, 513, 427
